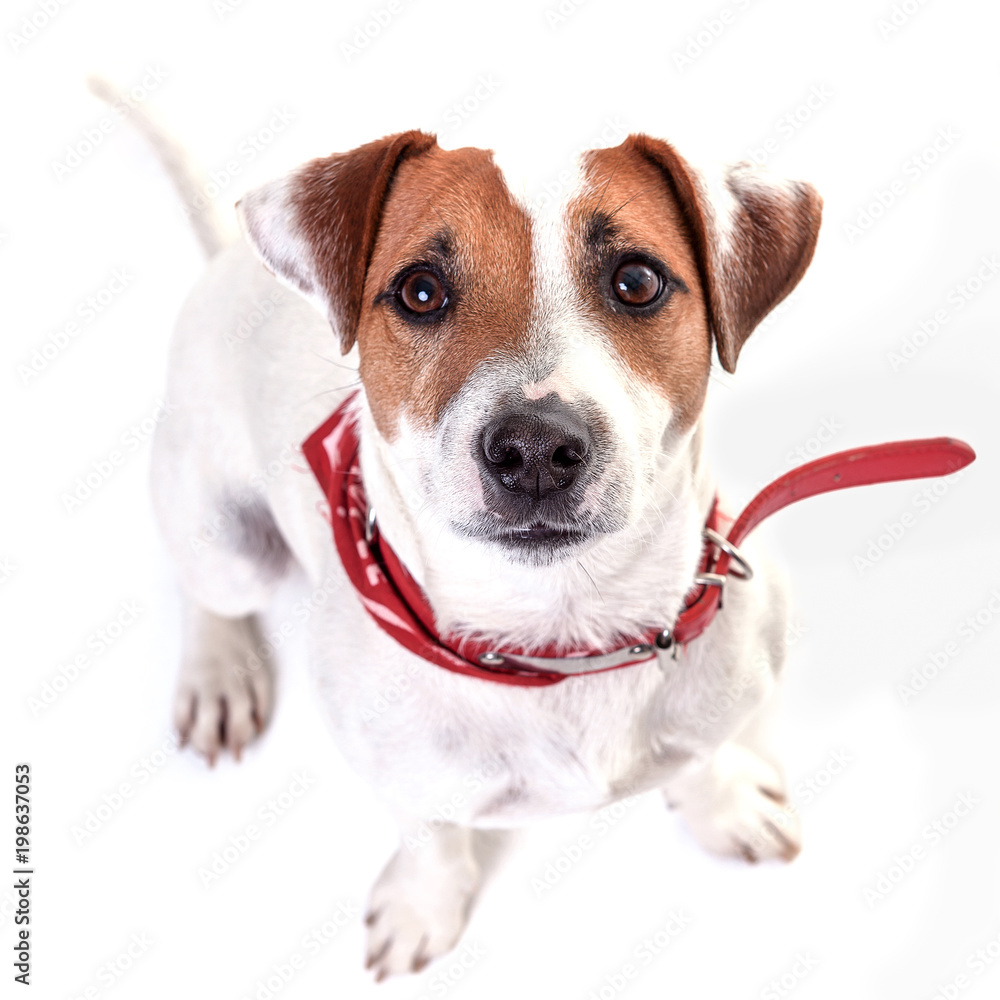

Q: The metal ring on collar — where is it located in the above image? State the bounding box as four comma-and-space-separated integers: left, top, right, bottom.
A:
703, 527, 754, 581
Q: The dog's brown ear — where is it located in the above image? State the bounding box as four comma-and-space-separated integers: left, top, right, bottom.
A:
236, 130, 438, 353
627, 134, 822, 373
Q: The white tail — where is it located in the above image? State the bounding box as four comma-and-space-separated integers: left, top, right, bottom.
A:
87, 76, 230, 258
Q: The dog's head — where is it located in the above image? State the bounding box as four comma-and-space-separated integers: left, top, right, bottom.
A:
237, 132, 821, 565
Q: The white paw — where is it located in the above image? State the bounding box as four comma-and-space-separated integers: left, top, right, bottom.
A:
173, 612, 273, 764
667, 744, 801, 863
364, 846, 478, 980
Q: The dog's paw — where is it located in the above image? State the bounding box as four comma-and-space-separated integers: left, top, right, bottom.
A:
173, 612, 273, 764
364, 846, 478, 980
666, 744, 801, 864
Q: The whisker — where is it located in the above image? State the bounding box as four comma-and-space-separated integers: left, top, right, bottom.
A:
576, 559, 605, 605
423, 194, 449, 231
605, 186, 657, 222
308, 348, 360, 373
593, 145, 627, 216
304, 381, 362, 404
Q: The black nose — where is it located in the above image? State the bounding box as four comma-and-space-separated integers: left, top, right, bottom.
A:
480, 406, 592, 499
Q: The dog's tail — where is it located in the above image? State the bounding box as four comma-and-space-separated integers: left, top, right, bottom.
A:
87, 76, 230, 259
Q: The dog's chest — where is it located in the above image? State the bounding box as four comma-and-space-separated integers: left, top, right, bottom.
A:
307, 598, 706, 824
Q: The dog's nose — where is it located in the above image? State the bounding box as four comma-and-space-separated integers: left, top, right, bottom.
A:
480, 409, 591, 499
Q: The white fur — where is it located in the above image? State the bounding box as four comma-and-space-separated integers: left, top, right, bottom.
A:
235, 176, 335, 324
692, 159, 740, 261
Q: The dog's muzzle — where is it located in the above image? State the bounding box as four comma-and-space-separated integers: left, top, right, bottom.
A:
473, 394, 600, 549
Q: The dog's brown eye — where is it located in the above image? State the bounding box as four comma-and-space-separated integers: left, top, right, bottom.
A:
612, 261, 662, 306
398, 270, 447, 314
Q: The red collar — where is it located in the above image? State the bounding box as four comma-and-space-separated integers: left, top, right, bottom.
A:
302, 393, 974, 686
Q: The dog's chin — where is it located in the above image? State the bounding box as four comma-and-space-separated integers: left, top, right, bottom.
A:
454, 516, 601, 566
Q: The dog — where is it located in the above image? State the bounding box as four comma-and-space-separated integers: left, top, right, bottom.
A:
148, 123, 823, 979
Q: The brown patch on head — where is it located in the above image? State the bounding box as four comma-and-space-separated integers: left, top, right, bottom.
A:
570, 143, 713, 431
354, 146, 534, 438
293, 130, 439, 351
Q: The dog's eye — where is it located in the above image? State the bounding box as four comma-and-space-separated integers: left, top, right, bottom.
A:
398, 270, 448, 315
612, 261, 662, 307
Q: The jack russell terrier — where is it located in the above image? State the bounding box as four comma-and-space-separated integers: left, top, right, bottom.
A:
133, 113, 971, 980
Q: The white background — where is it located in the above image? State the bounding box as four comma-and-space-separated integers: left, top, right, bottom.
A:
4, 0, 1000, 997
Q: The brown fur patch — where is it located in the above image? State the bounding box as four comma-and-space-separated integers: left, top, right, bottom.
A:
354, 146, 534, 438
570, 143, 714, 431
625, 134, 823, 373
293, 130, 439, 352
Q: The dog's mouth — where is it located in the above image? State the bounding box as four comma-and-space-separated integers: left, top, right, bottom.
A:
497, 522, 590, 546
457, 516, 596, 555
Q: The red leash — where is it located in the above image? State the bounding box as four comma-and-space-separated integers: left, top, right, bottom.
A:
303, 393, 975, 686
673, 438, 976, 645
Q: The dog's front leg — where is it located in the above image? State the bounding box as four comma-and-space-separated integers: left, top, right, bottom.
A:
662, 697, 801, 864
365, 819, 486, 980
173, 604, 274, 763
